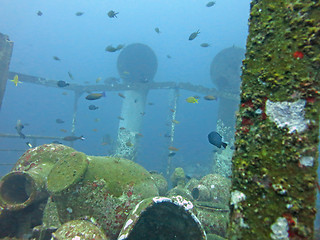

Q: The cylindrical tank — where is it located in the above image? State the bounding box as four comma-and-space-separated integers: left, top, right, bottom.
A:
115, 43, 158, 160
210, 46, 245, 135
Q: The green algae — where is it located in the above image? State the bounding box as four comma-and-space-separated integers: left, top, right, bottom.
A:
229, 0, 320, 239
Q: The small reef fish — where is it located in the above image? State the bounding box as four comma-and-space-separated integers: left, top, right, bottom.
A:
126, 141, 133, 147
57, 80, 69, 88
206, 1, 216, 7
200, 43, 210, 47
26, 142, 33, 148
107, 10, 119, 18
118, 93, 126, 98
15, 120, 25, 139
94, 118, 100, 122
170, 109, 175, 112
119, 127, 126, 130
75, 12, 84, 16
56, 118, 65, 124
172, 120, 180, 124
52, 140, 62, 144
62, 92, 68, 95
167, 55, 172, 59
168, 152, 176, 157
53, 56, 61, 61
204, 95, 217, 101
105, 45, 118, 52
60, 129, 67, 133
186, 96, 198, 103
116, 44, 125, 50
188, 30, 200, 40
63, 135, 85, 141
10, 75, 21, 86
37, 11, 43, 16
118, 116, 124, 120
208, 131, 227, 149
68, 72, 74, 80
88, 105, 99, 110
92, 129, 98, 132
96, 77, 102, 83
148, 102, 154, 106
168, 146, 179, 151
154, 27, 161, 34
85, 92, 105, 100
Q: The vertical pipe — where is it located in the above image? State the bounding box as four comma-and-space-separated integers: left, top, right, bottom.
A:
70, 91, 81, 148
166, 88, 179, 178
229, 1, 319, 239
115, 89, 148, 161
0, 33, 14, 110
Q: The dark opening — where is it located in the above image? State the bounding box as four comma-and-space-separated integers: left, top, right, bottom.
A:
0, 173, 33, 204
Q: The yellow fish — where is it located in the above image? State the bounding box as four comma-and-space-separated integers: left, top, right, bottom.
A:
96, 77, 102, 83
11, 75, 21, 86
186, 96, 198, 103
172, 120, 180, 124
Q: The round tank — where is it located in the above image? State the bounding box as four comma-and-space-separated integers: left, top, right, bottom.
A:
117, 43, 158, 83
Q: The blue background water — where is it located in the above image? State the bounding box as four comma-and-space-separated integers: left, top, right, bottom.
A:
0, 0, 250, 175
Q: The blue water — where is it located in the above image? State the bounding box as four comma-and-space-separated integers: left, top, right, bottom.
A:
0, 0, 251, 175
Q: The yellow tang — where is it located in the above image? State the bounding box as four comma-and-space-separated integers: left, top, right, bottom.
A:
186, 96, 198, 103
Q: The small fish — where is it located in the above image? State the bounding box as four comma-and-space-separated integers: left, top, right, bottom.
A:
26, 142, 33, 148
116, 44, 125, 50
206, 1, 216, 7
148, 102, 154, 106
140, 112, 146, 116
204, 95, 217, 101
75, 12, 84, 16
63, 135, 85, 141
96, 77, 102, 83
208, 131, 227, 149
186, 96, 198, 103
188, 30, 200, 40
60, 129, 67, 133
126, 141, 133, 147
52, 140, 62, 144
168, 152, 176, 157
53, 56, 61, 61
62, 92, 68, 96
118, 93, 126, 98
135, 133, 143, 138
94, 118, 100, 122
193, 95, 200, 99
15, 120, 25, 139
37, 11, 43, 16
56, 118, 65, 124
101, 142, 109, 146
107, 10, 119, 18
68, 72, 74, 80
57, 80, 69, 88
10, 75, 21, 86
170, 109, 175, 112
92, 129, 98, 132
166, 55, 172, 59
164, 133, 171, 138
105, 45, 118, 52
172, 120, 180, 124
200, 43, 210, 47
120, 127, 126, 130
154, 27, 161, 34
88, 105, 99, 110
118, 116, 124, 120
85, 92, 105, 100
168, 146, 179, 151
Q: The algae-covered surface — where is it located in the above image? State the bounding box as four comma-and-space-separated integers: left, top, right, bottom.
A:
229, 0, 320, 239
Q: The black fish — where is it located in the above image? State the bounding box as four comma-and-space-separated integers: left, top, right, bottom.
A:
56, 118, 65, 124
52, 140, 62, 144
37, 11, 43, 16
15, 120, 26, 139
88, 105, 99, 110
63, 135, 85, 141
208, 131, 227, 149
57, 80, 69, 88
168, 152, 176, 157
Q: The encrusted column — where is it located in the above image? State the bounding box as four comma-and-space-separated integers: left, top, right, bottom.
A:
0, 33, 14, 110
229, 1, 319, 239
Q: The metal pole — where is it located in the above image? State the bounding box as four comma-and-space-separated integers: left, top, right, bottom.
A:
166, 88, 179, 178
